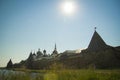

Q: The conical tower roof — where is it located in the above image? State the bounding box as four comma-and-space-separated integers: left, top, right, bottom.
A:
52, 44, 58, 56
87, 30, 108, 51
6, 59, 13, 68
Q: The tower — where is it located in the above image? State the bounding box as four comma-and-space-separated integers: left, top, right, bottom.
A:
37, 48, 43, 58
43, 49, 47, 57
87, 28, 109, 51
55, 43, 57, 51
51, 44, 58, 57
6, 59, 13, 68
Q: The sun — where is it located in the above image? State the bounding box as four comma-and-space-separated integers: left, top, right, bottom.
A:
60, 1, 76, 16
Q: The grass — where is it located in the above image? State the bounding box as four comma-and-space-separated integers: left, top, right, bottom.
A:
0, 69, 120, 80
56, 69, 120, 80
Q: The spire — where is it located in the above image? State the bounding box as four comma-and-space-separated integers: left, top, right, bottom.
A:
30, 50, 32, 54
94, 27, 97, 31
6, 59, 13, 68
51, 43, 58, 57
87, 29, 108, 51
55, 43, 57, 51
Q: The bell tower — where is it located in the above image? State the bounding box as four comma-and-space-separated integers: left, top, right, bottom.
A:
51, 43, 58, 57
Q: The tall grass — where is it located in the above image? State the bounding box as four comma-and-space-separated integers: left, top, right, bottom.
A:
57, 69, 120, 80
0, 69, 120, 80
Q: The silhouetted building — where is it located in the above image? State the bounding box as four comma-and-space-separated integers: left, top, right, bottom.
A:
6, 59, 13, 68
43, 49, 47, 57
51, 44, 58, 57
36, 49, 43, 58
26, 51, 34, 69
87, 29, 109, 52
6, 28, 120, 69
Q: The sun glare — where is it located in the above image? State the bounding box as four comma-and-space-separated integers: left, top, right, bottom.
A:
60, 1, 76, 16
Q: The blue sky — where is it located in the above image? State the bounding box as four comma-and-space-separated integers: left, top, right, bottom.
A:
0, 0, 120, 67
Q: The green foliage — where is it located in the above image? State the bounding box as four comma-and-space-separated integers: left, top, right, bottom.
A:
49, 62, 66, 70
0, 69, 120, 80
44, 72, 58, 80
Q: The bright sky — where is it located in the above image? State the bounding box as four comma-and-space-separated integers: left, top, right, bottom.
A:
0, 0, 120, 67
